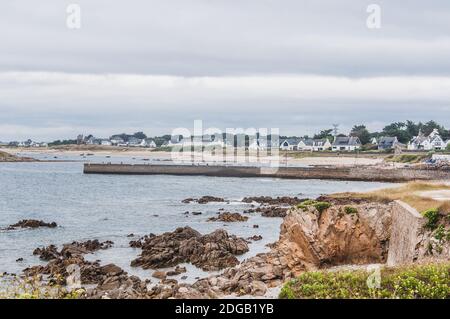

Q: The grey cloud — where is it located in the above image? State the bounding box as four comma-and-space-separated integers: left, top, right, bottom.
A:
1, 1, 450, 141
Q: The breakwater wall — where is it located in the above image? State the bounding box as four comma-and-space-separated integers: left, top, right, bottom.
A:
83, 163, 450, 182
387, 201, 426, 266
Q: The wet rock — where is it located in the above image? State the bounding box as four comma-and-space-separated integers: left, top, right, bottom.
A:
32, 240, 114, 261
253, 225, 259, 228
16, 258, 23, 262
61, 240, 114, 257
100, 264, 124, 277
247, 235, 263, 241
182, 196, 225, 204
152, 271, 167, 280
130, 227, 249, 271
207, 212, 248, 222
7, 219, 57, 230
33, 245, 60, 261
167, 266, 187, 276
244, 206, 288, 218
129, 234, 155, 248
242, 196, 306, 206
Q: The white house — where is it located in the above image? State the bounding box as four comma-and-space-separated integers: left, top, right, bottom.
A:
100, 139, 112, 146
296, 138, 331, 151
408, 129, 447, 151
279, 138, 301, 151
331, 136, 362, 151
140, 138, 157, 148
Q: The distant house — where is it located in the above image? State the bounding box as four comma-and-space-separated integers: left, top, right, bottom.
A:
331, 136, 362, 151
127, 136, 142, 147
99, 139, 112, 146
378, 136, 401, 150
408, 129, 447, 151
279, 138, 301, 151
110, 136, 125, 146
140, 138, 157, 148
371, 137, 378, 145
295, 138, 331, 151
86, 136, 99, 145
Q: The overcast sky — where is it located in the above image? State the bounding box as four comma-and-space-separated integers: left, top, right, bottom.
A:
1, 0, 450, 141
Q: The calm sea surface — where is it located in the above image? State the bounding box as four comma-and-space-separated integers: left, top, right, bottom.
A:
0, 156, 393, 281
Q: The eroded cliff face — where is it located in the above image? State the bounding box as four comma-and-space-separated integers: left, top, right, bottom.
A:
275, 202, 393, 273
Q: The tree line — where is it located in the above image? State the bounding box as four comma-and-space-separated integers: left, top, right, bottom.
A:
313, 120, 449, 145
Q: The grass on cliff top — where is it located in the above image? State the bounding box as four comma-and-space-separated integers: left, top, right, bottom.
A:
279, 262, 450, 299
330, 181, 450, 213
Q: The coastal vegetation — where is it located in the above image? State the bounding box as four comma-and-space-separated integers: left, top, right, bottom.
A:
385, 153, 430, 164
330, 181, 450, 212
279, 262, 450, 299
296, 200, 331, 213
0, 275, 85, 299
0, 150, 34, 162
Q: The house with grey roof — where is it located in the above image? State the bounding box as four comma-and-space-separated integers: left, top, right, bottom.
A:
378, 136, 401, 150
331, 136, 362, 152
408, 129, 447, 151
279, 138, 302, 151
298, 138, 332, 151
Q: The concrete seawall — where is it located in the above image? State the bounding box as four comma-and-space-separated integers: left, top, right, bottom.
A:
83, 163, 450, 182
387, 201, 426, 266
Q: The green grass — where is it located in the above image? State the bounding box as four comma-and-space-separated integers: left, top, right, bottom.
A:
296, 200, 331, 213
344, 206, 358, 215
384, 154, 429, 163
279, 263, 450, 299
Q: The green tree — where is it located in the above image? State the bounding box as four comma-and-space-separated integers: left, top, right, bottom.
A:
382, 122, 410, 143
314, 129, 334, 141
350, 125, 371, 145
133, 131, 147, 139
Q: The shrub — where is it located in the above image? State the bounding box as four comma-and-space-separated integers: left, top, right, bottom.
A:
279, 263, 450, 299
344, 206, 358, 215
313, 202, 331, 213
296, 199, 331, 214
423, 208, 440, 230
433, 225, 449, 242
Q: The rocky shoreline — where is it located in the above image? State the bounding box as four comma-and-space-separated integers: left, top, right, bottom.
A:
4, 193, 449, 299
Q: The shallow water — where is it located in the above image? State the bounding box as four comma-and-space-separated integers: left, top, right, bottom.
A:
0, 159, 392, 281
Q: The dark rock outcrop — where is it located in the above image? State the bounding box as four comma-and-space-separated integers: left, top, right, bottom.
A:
182, 196, 225, 204
242, 196, 306, 206
244, 206, 289, 218
33, 240, 114, 261
7, 219, 57, 230
130, 227, 249, 271
208, 212, 248, 222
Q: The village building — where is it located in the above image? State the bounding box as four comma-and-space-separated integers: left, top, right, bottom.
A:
371, 137, 378, 145
297, 138, 332, 151
407, 129, 448, 151
279, 138, 301, 151
331, 136, 362, 152
140, 138, 157, 148
377, 136, 403, 150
